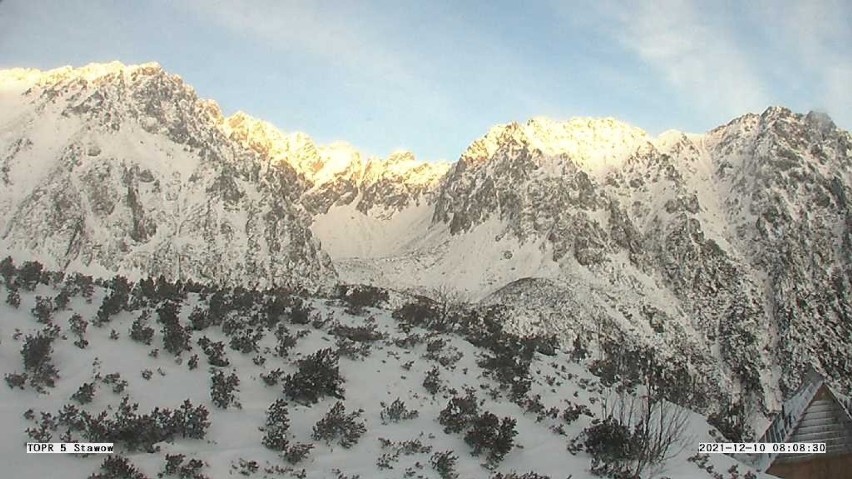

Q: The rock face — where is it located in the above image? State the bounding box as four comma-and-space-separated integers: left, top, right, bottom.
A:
224, 113, 450, 218
0, 63, 335, 291
1, 62, 850, 415
303, 112, 852, 411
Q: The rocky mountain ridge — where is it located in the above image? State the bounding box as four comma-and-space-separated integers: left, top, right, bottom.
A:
1, 62, 850, 417
0, 62, 335, 291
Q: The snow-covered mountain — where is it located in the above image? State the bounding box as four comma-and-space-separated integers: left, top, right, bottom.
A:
1, 62, 850, 420
305, 111, 852, 414
0, 63, 335, 292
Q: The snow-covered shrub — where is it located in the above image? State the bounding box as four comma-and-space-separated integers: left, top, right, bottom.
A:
188, 306, 212, 331
89, 455, 148, 479
477, 336, 534, 400
289, 298, 312, 325
163, 454, 185, 476
330, 468, 360, 479
4, 372, 27, 389
425, 342, 464, 368
69, 313, 88, 342
311, 401, 366, 449
52, 289, 71, 310
337, 284, 388, 314
80, 398, 210, 451
427, 337, 445, 353
438, 390, 479, 434
0, 256, 15, 285
72, 382, 96, 404
282, 348, 345, 404
102, 373, 128, 394
95, 277, 131, 325
228, 326, 263, 354
430, 450, 459, 479
707, 399, 753, 442
17, 260, 45, 291
26, 416, 54, 443
161, 454, 208, 479
6, 288, 20, 308
437, 388, 517, 463
379, 398, 419, 424
490, 472, 551, 479
583, 390, 688, 479
394, 331, 424, 348
159, 302, 191, 355
583, 418, 636, 478
62, 272, 95, 301
376, 438, 433, 469
393, 299, 440, 330
520, 394, 546, 417
331, 321, 384, 342
56, 404, 85, 435
262, 293, 289, 326
562, 401, 593, 424
130, 312, 155, 345
197, 336, 230, 367
464, 412, 517, 463
44, 270, 64, 287
260, 368, 285, 386
152, 275, 186, 303
21, 325, 61, 392
31, 296, 53, 323
283, 442, 314, 464
235, 459, 259, 476
210, 370, 240, 409
175, 399, 211, 440
261, 399, 290, 451
274, 324, 298, 357
335, 337, 372, 360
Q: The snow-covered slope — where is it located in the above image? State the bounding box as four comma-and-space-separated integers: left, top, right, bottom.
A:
1, 62, 850, 430
223, 112, 451, 259
0, 63, 335, 292
0, 264, 768, 479
303, 112, 852, 415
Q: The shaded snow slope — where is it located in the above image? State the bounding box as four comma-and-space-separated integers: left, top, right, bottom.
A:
0, 270, 769, 479
310, 108, 852, 414
0, 63, 335, 292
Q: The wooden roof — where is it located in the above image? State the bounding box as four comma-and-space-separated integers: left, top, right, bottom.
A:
752, 369, 852, 471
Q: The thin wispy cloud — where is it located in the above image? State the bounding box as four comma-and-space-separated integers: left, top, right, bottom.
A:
755, 0, 852, 121
177, 1, 573, 159
600, 0, 769, 120
564, 0, 852, 129
179, 0, 476, 158
1, 0, 849, 160
181, 0, 407, 82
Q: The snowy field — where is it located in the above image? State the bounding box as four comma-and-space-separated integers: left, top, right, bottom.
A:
0, 265, 767, 479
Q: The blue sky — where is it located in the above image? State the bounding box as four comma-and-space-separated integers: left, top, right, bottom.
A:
1, 0, 850, 162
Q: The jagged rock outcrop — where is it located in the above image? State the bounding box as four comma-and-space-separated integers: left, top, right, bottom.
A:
1, 62, 849, 418
318, 111, 852, 412
0, 63, 335, 291
223, 112, 450, 218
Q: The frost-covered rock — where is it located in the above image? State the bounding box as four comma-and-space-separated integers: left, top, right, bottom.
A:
1, 62, 850, 417
0, 63, 335, 292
